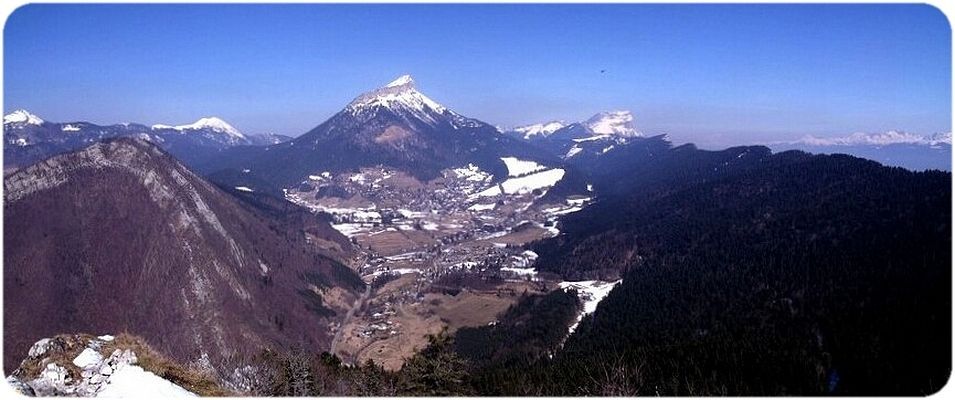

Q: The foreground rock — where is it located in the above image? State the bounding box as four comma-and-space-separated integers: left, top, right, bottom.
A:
6, 334, 199, 397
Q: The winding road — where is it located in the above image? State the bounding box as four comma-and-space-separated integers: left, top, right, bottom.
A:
329, 283, 372, 358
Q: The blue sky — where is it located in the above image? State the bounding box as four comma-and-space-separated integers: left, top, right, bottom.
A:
4, 4, 951, 148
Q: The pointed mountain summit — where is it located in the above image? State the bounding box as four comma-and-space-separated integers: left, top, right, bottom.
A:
343, 74, 452, 126
584, 110, 639, 137
385, 74, 414, 87
208, 75, 555, 186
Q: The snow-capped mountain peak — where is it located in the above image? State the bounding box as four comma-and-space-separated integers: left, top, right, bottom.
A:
511, 121, 566, 139
345, 75, 448, 123
584, 110, 640, 137
385, 74, 414, 88
152, 117, 245, 139
4, 109, 44, 125
180, 117, 245, 138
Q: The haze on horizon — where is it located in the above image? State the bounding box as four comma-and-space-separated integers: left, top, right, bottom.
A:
3, 3, 951, 148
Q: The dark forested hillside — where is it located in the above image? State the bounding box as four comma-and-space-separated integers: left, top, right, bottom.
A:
526, 147, 951, 395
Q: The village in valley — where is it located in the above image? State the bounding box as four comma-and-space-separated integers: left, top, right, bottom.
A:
284, 157, 611, 369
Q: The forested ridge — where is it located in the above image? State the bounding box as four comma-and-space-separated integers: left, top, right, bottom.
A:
527, 146, 951, 395
181, 141, 951, 396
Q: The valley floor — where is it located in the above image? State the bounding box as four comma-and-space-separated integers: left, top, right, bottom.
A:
284, 161, 610, 369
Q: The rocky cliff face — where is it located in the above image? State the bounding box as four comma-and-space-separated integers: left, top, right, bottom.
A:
4, 138, 365, 375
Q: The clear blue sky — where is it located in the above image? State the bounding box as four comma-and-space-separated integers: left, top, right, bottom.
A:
4, 4, 951, 148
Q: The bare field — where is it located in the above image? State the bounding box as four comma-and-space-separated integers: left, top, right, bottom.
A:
480, 226, 550, 246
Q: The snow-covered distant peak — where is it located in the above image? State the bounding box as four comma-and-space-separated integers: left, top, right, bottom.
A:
345, 74, 448, 122
585, 111, 640, 137
928, 132, 952, 146
795, 130, 951, 147
511, 121, 566, 139
4, 109, 44, 125
152, 117, 245, 139
179, 117, 245, 138
386, 74, 414, 88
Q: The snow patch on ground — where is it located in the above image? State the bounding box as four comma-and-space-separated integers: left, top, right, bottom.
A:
559, 279, 623, 334
331, 223, 367, 237
467, 202, 496, 211
234, 186, 253, 192
477, 168, 565, 197
500, 157, 546, 177
96, 365, 197, 397
564, 146, 583, 159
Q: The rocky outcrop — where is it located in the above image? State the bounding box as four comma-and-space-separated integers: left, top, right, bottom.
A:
5, 334, 174, 397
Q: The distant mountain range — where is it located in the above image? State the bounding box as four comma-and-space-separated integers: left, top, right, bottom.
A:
2, 110, 292, 170
770, 130, 951, 171
502, 111, 641, 161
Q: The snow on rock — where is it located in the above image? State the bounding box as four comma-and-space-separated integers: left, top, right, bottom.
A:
4, 109, 44, 125
559, 279, 623, 334
564, 146, 583, 159
62, 124, 82, 132
97, 365, 197, 397
500, 157, 546, 177
584, 111, 640, 137
477, 168, 565, 197
510, 121, 566, 139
